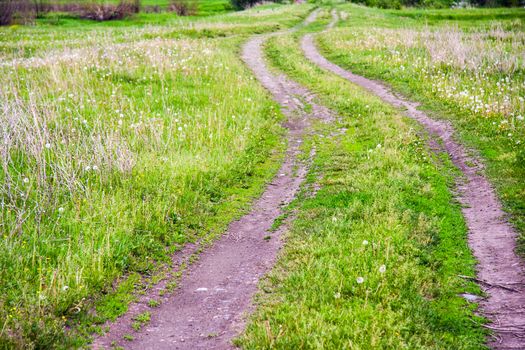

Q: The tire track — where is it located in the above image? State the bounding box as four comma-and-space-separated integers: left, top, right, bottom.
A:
93, 9, 335, 350
301, 13, 525, 350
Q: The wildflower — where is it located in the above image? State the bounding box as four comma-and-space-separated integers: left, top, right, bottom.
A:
178, 126, 183, 131
58, 207, 64, 213
85, 165, 91, 171
92, 165, 99, 171
376, 144, 382, 149
356, 277, 364, 284
379, 264, 386, 274
334, 292, 341, 299
45, 143, 51, 149
362, 240, 369, 246
62, 285, 69, 292
23, 178, 29, 184
517, 115, 524, 121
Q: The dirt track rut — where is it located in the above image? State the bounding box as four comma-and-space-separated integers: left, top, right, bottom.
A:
301, 13, 525, 350
93, 10, 335, 349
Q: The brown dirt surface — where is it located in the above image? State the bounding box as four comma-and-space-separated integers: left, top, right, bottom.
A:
92, 10, 339, 350
301, 20, 525, 350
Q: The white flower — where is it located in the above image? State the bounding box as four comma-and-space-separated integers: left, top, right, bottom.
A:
379, 265, 386, 274
334, 292, 341, 299
84, 165, 91, 171
62, 285, 69, 292
45, 143, 51, 149
23, 178, 29, 183
178, 126, 183, 131
58, 207, 64, 213
356, 277, 364, 284
92, 165, 99, 171
517, 115, 524, 121
362, 240, 369, 246
376, 144, 382, 149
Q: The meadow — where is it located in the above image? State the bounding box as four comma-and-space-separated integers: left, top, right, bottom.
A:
1, 1, 525, 349
0, 3, 312, 348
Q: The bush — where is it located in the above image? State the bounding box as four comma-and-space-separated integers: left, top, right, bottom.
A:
230, 0, 260, 9
168, 0, 197, 15
77, 1, 138, 21
0, 0, 34, 25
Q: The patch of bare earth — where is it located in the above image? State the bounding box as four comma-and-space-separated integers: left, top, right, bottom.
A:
301, 16, 525, 350
92, 10, 339, 350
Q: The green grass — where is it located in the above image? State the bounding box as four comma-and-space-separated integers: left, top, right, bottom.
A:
237, 12, 486, 349
0, 3, 314, 348
317, 4, 525, 252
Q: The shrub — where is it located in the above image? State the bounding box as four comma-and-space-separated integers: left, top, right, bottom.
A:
230, 0, 260, 9
77, 1, 139, 21
168, 0, 197, 15
0, 0, 15, 25
0, 0, 34, 25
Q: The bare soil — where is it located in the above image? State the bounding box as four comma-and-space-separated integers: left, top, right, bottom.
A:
92, 10, 338, 350
301, 18, 525, 350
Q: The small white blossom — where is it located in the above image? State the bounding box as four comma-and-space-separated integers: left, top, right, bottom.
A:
92, 165, 99, 171
45, 143, 51, 149
23, 178, 29, 183
362, 240, 369, 246
334, 292, 341, 299
62, 285, 69, 292
58, 207, 64, 213
379, 265, 386, 274
356, 277, 364, 284
85, 165, 91, 171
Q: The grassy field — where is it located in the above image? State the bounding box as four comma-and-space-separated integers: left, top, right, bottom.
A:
0, 4, 312, 348
237, 10, 486, 348
2, 1, 524, 349
317, 4, 525, 250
